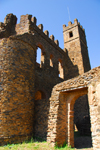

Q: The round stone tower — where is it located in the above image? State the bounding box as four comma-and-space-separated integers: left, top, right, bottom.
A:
0, 37, 35, 145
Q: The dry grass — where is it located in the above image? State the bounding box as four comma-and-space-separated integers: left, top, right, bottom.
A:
0, 138, 75, 150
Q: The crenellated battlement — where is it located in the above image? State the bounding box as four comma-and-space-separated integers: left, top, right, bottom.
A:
63, 18, 85, 32
44, 30, 49, 36
0, 13, 17, 38
0, 14, 60, 48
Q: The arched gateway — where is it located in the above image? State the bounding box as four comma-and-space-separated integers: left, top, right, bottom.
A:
47, 66, 100, 150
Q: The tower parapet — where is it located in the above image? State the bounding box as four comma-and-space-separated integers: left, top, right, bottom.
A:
63, 18, 84, 32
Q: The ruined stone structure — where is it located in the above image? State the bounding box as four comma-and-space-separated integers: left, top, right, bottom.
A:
47, 66, 100, 149
0, 14, 100, 149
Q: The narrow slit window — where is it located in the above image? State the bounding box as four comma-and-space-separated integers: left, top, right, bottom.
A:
36, 47, 41, 64
50, 54, 53, 67
69, 31, 73, 38
58, 59, 64, 79
36, 46, 45, 68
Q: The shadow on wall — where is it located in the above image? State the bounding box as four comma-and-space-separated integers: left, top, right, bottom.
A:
33, 90, 50, 140
64, 49, 79, 80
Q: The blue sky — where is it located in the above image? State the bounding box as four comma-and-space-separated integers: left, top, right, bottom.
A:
0, 0, 100, 69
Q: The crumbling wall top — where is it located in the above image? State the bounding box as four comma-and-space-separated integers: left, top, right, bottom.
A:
4, 13, 17, 25
0, 13, 62, 51
0, 13, 17, 38
54, 66, 100, 92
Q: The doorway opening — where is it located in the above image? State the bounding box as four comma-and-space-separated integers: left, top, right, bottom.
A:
56, 87, 92, 148
74, 95, 92, 149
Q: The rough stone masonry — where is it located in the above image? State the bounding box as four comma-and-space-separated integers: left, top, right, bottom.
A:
0, 13, 100, 150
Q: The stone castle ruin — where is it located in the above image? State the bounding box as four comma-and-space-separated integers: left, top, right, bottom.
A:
0, 14, 100, 149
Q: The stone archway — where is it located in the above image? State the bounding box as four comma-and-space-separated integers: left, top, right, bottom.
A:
60, 87, 88, 147
47, 66, 100, 150
47, 87, 88, 147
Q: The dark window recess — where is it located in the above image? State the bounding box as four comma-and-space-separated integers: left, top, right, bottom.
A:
69, 31, 73, 38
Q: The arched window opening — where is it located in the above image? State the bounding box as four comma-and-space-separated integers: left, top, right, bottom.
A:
35, 90, 46, 100
50, 54, 53, 67
36, 47, 45, 68
36, 47, 41, 64
58, 59, 64, 79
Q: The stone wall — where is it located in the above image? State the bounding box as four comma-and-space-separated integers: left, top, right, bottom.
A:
0, 14, 67, 144
34, 98, 50, 140
0, 13, 97, 149
0, 37, 35, 145
88, 80, 100, 149
47, 66, 100, 149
